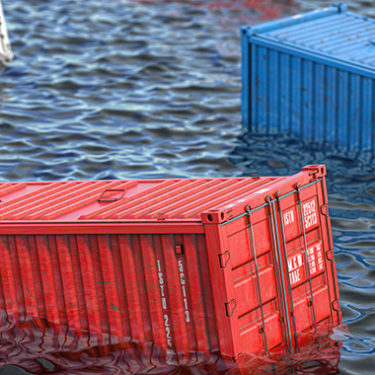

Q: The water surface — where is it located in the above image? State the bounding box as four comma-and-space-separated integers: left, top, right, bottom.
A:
0, 0, 374, 373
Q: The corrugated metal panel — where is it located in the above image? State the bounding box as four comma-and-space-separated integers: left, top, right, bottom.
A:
0, 177, 279, 221
264, 11, 375, 68
241, 4, 375, 153
0, 166, 342, 360
0, 232, 219, 358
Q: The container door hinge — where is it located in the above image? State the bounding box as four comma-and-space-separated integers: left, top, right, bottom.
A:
219, 250, 231, 269
225, 299, 237, 317
332, 300, 340, 312
326, 250, 335, 261
320, 204, 329, 216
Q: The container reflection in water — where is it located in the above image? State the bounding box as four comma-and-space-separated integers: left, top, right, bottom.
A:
0, 313, 342, 374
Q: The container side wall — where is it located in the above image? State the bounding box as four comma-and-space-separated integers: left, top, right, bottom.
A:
0, 233, 217, 360
291, 55, 302, 137
280, 53, 291, 133
314, 63, 326, 143
325, 66, 337, 144
250, 43, 257, 131
241, 27, 250, 130
336, 70, 349, 149
246, 38, 375, 152
269, 50, 280, 132
256, 46, 269, 132
362, 77, 373, 153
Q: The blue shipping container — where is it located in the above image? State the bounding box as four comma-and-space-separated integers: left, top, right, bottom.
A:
241, 3, 375, 153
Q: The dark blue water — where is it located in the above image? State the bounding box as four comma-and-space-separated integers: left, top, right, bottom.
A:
0, 0, 374, 373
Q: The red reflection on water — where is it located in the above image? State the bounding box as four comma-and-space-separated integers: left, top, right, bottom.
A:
199, 0, 295, 20
0, 315, 342, 375
129, 0, 298, 21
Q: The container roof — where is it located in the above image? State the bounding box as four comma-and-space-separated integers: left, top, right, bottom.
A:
252, 5, 375, 69
0, 177, 281, 221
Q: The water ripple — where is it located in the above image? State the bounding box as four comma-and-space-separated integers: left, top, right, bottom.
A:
0, 0, 375, 374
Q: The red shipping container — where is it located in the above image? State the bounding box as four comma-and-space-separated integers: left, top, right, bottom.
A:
0, 165, 341, 361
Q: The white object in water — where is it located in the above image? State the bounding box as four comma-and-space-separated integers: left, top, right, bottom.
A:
0, 1, 12, 70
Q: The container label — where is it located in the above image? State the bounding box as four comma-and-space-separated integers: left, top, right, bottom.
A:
283, 209, 295, 226
302, 198, 318, 230
157, 260, 173, 348
178, 259, 191, 323
287, 241, 324, 287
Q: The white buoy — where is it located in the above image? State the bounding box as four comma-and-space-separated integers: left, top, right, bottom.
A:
0, 1, 12, 72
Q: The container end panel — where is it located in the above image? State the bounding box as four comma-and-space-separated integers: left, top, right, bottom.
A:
221, 169, 341, 356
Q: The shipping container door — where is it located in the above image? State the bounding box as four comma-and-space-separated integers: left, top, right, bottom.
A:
208, 206, 291, 357
273, 178, 341, 351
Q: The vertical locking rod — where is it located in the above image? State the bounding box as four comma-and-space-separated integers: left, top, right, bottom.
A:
267, 198, 294, 354
245, 205, 269, 355
275, 193, 299, 352
295, 184, 318, 333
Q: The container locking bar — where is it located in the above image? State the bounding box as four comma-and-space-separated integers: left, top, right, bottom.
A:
245, 205, 269, 354
295, 184, 318, 333
275, 193, 299, 353
267, 197, 294, 354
